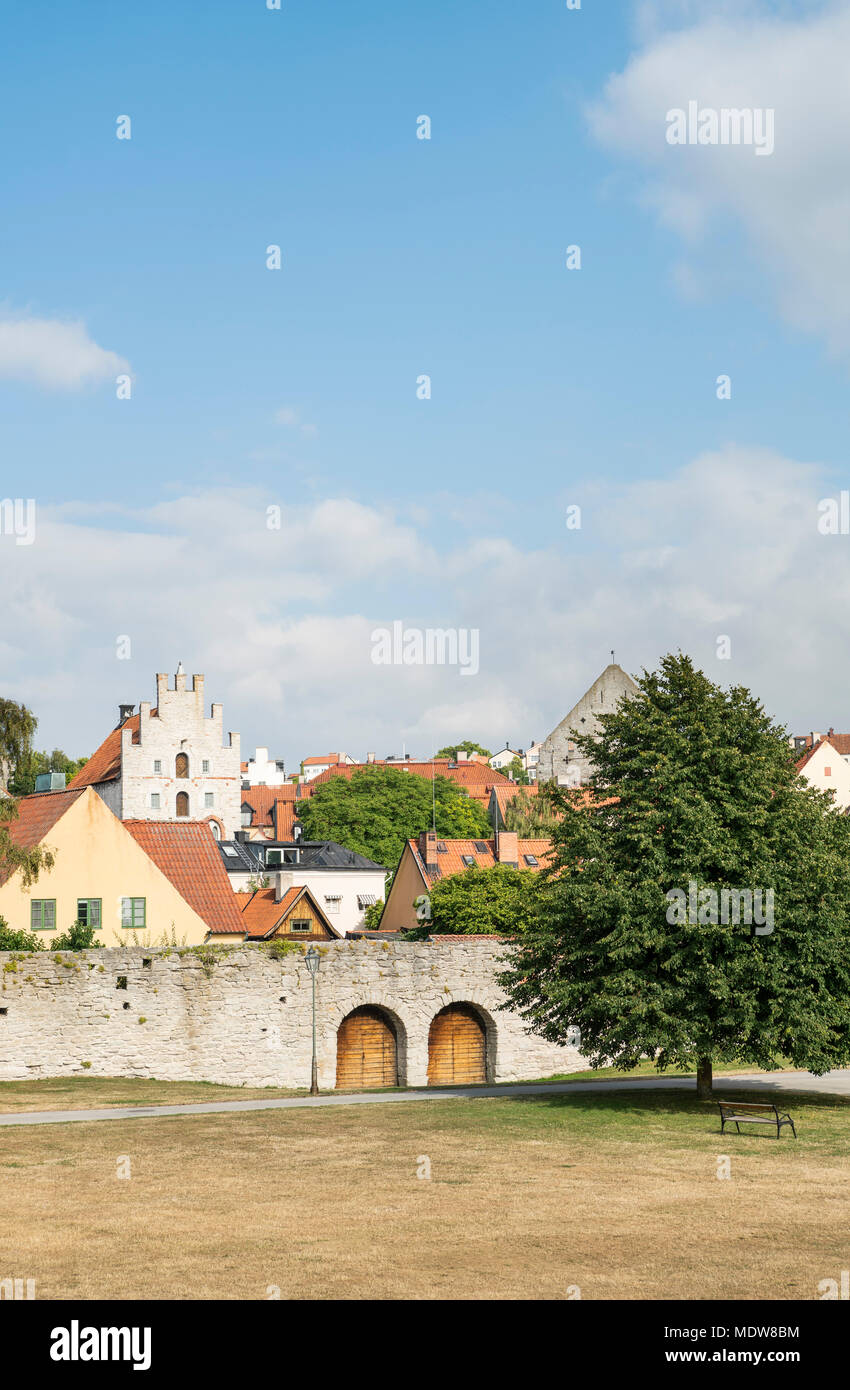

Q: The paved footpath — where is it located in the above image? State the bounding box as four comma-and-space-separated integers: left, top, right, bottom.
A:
0, 1069, 847, 1128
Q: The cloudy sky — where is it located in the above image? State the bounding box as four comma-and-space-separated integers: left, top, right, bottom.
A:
2, 0, 849, 764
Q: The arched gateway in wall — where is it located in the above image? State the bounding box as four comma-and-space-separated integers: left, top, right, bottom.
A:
427, 1003, 487, 1085
336, 1006, 398, 1089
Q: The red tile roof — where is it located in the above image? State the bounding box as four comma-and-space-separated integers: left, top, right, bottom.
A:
68, 714, 145, 788
123, 819, 245, 937
239, 885, 341, 939
241, 784, 307, 831
408, 836, 553, 879
309, 760, 514, 796
0, 788, 87, 884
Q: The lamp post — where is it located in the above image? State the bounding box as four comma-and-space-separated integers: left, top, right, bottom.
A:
304, 946, 320, 1095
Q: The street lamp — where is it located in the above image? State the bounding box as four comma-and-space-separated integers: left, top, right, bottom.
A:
304, 946, 320, 1095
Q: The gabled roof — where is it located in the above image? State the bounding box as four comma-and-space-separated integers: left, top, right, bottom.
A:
0, 788, 87, 884
238, 884, 341, 939
68, 714, 144, 788
123, 820, 245, 937
407, 836, 553, 880
795, 736, 839, 773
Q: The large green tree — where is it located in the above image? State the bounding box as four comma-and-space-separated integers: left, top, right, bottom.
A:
504, 786, 560, 835
296, 765, 492, 878
500, 653, 850, 1098
433, 741, 491, 760
0, 698, 37, 790
411, 862, 541, 937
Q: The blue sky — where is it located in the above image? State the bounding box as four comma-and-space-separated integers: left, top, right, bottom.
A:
2, 0, 850, 762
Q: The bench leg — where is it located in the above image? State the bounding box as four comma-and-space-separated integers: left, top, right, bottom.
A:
735, 1122, 741, 1134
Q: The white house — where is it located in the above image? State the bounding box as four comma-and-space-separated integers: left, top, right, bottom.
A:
795, 736, 850, 812
300, 752, 356, 783
242, 747, 288, 786
489, 746, 521, 772
218, 837, 387, 937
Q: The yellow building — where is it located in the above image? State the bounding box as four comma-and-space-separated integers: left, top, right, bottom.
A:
0, 787, 244, 945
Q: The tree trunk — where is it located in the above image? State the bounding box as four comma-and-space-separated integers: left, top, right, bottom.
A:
696, 1056, 713, 1099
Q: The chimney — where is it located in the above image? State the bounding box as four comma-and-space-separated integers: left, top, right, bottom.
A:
274, 870, 294, 904
420, 830, 438, 868
495, 831, 518, 867
456, 750, 468, 762
366, 751, 376, 763
118, 703, 135, 726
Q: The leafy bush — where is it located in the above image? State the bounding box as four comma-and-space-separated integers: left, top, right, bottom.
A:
52, 920, 103, 951
0, 918, 44, 951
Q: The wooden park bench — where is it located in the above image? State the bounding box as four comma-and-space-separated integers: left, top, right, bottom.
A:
717, 1100, 796, 1139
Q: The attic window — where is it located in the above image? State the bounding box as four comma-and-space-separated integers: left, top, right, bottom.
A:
223, 846, 239, 858
474, 841, 488, 853
461, 855, 475, 867
524, 854, 539, 867
436, 842, 447, 853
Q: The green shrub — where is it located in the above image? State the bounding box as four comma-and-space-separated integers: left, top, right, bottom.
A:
52, 920, 103, 951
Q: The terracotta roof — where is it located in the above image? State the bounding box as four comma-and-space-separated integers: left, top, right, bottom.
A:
68, 714, 144, 788
240, 785, 305, 831
273, 801, 300, 838
302, 754, 344, 766
310, 760, 514, 792
408, 836, 553, 880
239, 885, 341, 940
0, 787, 87, 884
123, 819, 245, 937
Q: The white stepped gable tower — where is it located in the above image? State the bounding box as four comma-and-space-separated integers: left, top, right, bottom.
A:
72, 665, 242, 839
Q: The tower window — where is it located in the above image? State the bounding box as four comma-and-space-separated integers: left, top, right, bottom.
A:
175, 753, 189, 778
176, 791, 189, 817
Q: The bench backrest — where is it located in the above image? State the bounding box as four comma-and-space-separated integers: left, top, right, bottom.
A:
717, 1101, 777, 1115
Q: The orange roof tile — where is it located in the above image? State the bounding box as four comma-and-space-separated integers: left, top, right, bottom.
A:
310, 760, 514, 793
408, 836, 553, 879
123, 819, 245, 936
68, 714, 144, 788
0, 788, 87, 884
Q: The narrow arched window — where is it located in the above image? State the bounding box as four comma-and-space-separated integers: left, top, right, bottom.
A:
176, 791, 189, 817
175, 753, 189, 778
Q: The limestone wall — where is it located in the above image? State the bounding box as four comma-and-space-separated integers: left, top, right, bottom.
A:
0, 941, 585, 1089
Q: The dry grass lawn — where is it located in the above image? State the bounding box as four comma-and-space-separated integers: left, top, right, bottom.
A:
0, 1087, 846, 1300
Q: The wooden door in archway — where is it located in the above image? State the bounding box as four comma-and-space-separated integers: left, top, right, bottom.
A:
336, 1007, 398, 1089
427, 1003, 486, 1085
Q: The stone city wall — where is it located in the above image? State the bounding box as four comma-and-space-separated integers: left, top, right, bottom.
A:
0, 940, 585, 1089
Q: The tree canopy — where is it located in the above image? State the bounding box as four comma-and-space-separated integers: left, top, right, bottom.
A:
0, 698, 37, 789
433, 741, 491, 760
9, 748, 89, 796
504, 786, 561, 836
499, 652, 850, 1096
295, 765, 492, 877
410, 862, 541, 937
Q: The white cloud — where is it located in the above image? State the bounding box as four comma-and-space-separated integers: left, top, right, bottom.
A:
588, 1, 850, 356
0, 450, 847, 762
0, 315, 130, 389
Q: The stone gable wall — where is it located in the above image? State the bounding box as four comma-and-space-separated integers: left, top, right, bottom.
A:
0, 942, 585, 1089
